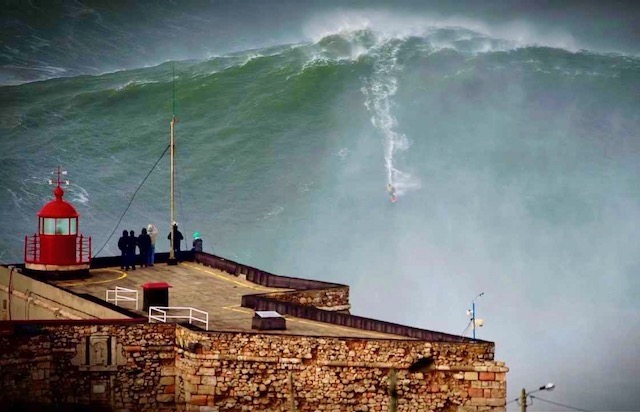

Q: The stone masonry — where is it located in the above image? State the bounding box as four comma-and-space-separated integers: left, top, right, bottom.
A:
1, 321, 507, 411
261, 286, 351, 312
175, 327, 507, 411
0, 321, 175, 411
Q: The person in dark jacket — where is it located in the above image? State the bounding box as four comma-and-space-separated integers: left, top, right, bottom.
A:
167, 223, 184, 260
127, 230, 137, 270
117, 230, 129, 270
137, 228, 151, 267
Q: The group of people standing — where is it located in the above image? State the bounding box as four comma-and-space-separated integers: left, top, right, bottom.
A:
118, 224, 159, 270
118, 223, 204, 270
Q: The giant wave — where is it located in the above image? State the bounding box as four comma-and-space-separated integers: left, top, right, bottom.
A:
3, 24, 640, 409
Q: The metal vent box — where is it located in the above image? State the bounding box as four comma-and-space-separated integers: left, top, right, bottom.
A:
252, 311, 286, 330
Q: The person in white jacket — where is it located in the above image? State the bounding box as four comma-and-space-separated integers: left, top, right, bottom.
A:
147, 223, 158, 266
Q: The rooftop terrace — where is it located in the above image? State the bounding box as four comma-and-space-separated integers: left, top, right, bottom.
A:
51, 259, 401, 339
42, 252, 480, 343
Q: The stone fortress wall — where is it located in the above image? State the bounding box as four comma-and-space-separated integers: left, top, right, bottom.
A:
1, 321, 507, 412
1, 255, 507, 411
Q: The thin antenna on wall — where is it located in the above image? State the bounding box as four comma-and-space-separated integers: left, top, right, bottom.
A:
461, 292, 485, 341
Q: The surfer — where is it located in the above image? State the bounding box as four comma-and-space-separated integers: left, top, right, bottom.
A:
387, 184, 397, 203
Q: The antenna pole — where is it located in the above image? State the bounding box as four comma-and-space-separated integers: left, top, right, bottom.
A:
168, 62, 178, 265
172, 62, 176, 117
472, 292, 484, 342
472, 299, 476, 341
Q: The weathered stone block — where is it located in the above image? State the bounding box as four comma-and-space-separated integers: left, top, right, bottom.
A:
470, 397, 488, 406
184, 381, 196, 394
190, 394, 208, 406
464, 372, 478, 381
201, 376, 217, 385
198, 385, 215, 395
491, 388, 506, 398
159, 376, 175, 386
479, 372, 495, 381
487, 398, 505, 407
468, 388, 484, 398
161, 367, 176, 376
157, 394, 174, 403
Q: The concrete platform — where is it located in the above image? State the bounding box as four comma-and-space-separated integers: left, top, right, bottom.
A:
51, 261, 409, 339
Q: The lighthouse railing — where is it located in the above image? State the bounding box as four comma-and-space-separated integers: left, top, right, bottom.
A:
24, 234, 40, 263
76, 235, 92, 264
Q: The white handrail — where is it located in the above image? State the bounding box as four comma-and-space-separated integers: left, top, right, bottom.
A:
105, 286, 139, 310
148, 306, 209, 330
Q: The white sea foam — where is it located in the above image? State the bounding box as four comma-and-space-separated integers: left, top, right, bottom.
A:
299, 53, 330, 72
239, 53, 264, 67
288, 52, 334, 81
7, 188, 23, 211
297, 182, 314, 193
115, 80, 136, 91
115, 79, 159, 91
303, 9, 578, 53
337, 148, 351, 160
262, 205, 284, 220
234, 45, 300, 69
360, 39, 420, 198
67, 184, 90, 205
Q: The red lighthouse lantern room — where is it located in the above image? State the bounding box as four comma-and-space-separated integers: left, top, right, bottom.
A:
24, 167, 91, 274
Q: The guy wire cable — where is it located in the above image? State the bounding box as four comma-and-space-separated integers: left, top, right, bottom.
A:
531, 396, 593, 412
93, 144, 170, 258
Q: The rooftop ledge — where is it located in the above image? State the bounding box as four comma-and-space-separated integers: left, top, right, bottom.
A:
5, 251, 492, 345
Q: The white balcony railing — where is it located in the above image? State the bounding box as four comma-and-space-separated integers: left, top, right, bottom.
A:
105, 286, 139, 310
148, 306, 209, 330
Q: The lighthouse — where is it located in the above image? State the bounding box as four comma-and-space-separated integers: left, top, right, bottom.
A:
24, 167, 91, 275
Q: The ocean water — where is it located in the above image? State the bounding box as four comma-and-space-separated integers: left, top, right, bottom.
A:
2, 26, 640, 409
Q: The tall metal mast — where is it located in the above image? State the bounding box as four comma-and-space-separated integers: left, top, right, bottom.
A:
168, 62, 178, 265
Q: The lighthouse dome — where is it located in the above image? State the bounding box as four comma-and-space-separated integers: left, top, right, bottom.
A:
38, 185, 79, 218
